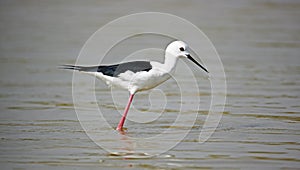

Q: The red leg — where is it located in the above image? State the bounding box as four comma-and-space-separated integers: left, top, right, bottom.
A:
116, 94, 134, 131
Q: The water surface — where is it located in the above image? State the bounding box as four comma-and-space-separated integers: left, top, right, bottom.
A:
0, 0, 299, 169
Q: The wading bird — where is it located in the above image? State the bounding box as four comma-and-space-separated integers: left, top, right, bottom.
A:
62, 41, 208, 131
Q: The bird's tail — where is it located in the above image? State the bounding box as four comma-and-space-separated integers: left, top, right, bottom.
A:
59, 64, 98, 72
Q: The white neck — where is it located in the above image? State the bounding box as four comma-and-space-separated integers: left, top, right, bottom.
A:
161, 53, 179, 73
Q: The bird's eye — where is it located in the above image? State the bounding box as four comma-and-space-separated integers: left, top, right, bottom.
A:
179, 47, 184, 51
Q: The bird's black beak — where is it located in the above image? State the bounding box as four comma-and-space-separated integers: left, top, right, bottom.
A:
186, 54, 209, 73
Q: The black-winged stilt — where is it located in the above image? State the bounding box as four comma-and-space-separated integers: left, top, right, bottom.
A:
62, 41, 208, 131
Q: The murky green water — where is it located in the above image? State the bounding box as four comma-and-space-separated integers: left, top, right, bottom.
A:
0, 0, 299, 169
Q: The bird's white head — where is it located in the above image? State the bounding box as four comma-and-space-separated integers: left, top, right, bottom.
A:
165, 40, 209, 73
165, 41, 189, 58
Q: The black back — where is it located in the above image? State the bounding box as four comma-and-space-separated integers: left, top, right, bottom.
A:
97, 61, 152, 77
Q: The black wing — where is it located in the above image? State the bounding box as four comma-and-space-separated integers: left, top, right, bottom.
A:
61, 61, 152, 77
98, 61, 152, 77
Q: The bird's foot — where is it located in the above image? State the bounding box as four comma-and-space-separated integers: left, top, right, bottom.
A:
116, 127, 127, 134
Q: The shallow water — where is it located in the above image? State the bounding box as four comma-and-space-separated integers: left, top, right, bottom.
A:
0, 0, 299, 169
